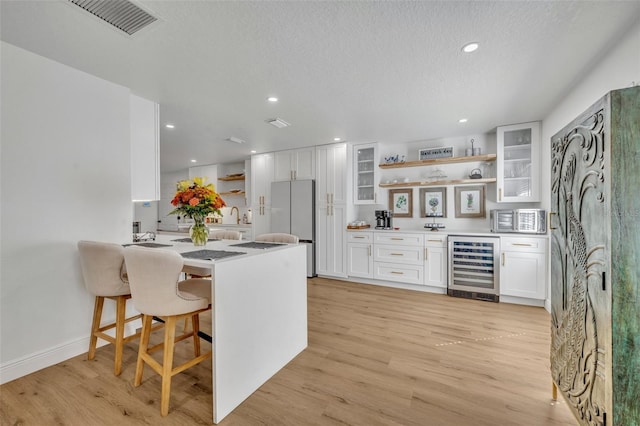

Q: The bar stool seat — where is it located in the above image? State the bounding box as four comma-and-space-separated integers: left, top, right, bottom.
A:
255, 233, 299, 244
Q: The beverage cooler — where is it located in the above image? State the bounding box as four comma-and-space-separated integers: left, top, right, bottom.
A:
447, 235, 500, 302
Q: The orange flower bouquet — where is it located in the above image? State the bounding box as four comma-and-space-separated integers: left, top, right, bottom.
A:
170, 177, 225, 245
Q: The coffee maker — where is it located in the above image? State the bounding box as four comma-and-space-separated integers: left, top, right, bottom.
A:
375, 210, 393, 230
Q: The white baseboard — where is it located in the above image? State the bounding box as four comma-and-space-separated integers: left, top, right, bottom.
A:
0, 322, 139, 385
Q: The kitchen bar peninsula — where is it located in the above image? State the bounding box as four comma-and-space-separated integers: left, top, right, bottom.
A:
135, 236, 308, 423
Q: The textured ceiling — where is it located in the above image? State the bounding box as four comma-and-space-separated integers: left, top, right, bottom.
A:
2, 1, 639, 172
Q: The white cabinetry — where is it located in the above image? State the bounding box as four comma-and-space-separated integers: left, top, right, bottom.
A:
500, 236, 546, 301
347, 232, 373, 278
274, 147, 315, 181
316, 143, 347, 277
424, 235, 447, 289
189, 164, 218, 182
496, 121, 541, 202
251, 153, 274, 238
373, 233, 424, 285
130, 94, 160, 201
353, 143, 379, 204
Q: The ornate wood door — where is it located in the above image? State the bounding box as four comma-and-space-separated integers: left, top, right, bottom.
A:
550, 98, 609, 426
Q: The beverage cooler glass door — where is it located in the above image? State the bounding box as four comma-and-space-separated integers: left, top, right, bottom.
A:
447, 235, 500, 302
354, 145, 376, 204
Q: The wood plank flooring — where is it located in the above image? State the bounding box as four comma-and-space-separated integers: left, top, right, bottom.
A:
0, 277, 576, 425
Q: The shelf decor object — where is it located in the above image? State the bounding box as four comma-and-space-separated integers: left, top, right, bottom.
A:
454, 185, 485, 218
419, 146, 453, 160
389, 188, 412, 218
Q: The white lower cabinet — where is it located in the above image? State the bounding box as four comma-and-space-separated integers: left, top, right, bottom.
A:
347, 232, 373, 278
424, 236, 447, 288
373, 232, 425, 285
500, 236, 546, 300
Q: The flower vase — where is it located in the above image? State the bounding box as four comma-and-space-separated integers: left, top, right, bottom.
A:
189, 217, 209, 246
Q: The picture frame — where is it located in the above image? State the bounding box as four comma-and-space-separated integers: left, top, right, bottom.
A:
419, 187, 446, 218
454, 185, 485, 218
389, 188, 413, 218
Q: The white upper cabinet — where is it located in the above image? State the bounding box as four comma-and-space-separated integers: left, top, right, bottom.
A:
316, 143, 347, 206
251, 153, 274, 237
188, 164, 218, 182
130, 94, 160, 201
496, 121, 541, 203
273, 147, 315, 181
353, 143, 379, 205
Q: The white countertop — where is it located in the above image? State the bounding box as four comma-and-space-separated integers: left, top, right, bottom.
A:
347, 227, 549, 238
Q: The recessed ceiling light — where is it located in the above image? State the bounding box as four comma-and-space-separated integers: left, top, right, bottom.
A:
459, 118, 468, 123
267, 97, 278, 102
165, 123, 175, 129
250, 150, 257, 154
334, 137, 342, 142
461, 42, 479, 53
190, 159, 197, 163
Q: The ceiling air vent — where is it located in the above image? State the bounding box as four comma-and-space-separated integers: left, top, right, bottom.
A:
68, 0, 157, 35
267, 118, 291, 129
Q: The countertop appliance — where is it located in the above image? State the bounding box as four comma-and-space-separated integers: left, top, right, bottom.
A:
490, 208, 546, 234
375, 210, 393, 229
271, 180, 316, 277
447, 235, 500, 302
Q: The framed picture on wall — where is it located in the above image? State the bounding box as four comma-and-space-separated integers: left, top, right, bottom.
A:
454, 185, 485, 218
389, 188, 413, 218
419, 187, 446, 218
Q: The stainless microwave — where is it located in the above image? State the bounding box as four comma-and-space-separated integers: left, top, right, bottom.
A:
490, 209, 546, 234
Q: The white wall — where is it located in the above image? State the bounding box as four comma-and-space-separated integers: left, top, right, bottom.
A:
0, 42, 133, 383
540, 20, 640, 310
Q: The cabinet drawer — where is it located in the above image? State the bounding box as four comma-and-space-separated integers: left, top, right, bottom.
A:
374, 262, 423, 285
374, 244, 424, 265
348, 231, 373, 243
425, 236, 447, 247
501, 236, 546, 253
374, 232, 424, 246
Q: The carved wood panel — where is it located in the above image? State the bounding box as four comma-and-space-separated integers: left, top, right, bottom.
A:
550, 101, 609, 426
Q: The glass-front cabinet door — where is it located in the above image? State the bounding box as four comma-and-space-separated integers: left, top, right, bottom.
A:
353, 143, 378, 204
496, 121, 541, 203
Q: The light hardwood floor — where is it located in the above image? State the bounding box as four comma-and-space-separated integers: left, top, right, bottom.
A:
0, 277, 576, 425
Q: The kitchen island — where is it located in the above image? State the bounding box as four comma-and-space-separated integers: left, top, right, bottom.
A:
131, 236, 307, 423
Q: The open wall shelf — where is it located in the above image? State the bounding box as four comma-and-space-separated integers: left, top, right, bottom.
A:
379, 178, 496, 188
379, 154, 496, 169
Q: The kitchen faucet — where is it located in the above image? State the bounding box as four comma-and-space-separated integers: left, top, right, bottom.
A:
230, 206, 240, 224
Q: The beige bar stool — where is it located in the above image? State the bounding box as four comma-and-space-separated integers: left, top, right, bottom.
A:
255, 233, 299, 244
123, 246, 212, 417
208, 229, 242, 240
77, 240, 143, 376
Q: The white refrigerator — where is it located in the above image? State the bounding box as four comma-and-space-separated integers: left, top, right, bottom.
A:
271, 180, 315, 277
